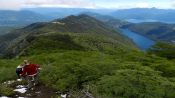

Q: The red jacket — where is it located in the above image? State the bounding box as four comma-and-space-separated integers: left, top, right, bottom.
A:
21, 63, 40, 77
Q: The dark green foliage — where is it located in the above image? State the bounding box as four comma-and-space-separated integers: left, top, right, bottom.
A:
28, 51, 119, 92
0, 59, 21, 82
94, 67, 175, 98
0, 49, 175, 97
148, 42, 175, 59
11, 50, 175, 98
0, 85, 14, 97
20, 33, 84, 56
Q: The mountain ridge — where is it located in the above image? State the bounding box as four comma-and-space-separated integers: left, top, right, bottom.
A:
0, 14, 136, 58
1, 11, 175, 98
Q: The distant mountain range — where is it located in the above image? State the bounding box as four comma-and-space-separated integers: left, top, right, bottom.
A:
0, 10, 51, 35
110, 8, 175, 23
2, 8, 175, 27
27, 7, 175, 24
23, 7, 115, 19
83, 12, 175, 43
1, 8, 175, 45
0, 10, 50, 27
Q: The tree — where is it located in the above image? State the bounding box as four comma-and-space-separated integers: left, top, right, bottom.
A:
94, 67, 175, 98
148, 42, 175, 60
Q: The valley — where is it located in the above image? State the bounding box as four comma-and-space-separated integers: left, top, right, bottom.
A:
120, 29, 155, 50
122, 22, 175, 43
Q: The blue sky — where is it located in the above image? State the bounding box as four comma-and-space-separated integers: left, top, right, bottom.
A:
0, 0, 174, 10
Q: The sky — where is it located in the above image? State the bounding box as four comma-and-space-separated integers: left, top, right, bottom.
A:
0, 0, 175, 10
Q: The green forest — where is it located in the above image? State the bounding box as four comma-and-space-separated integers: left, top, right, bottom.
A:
0, 15, 175, 98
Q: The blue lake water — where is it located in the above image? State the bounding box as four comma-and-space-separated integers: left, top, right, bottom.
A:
120, 29, 155, 50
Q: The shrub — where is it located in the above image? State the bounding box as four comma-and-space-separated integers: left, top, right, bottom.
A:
93, 67, 175, 98
0, 85, 14, 97
148, 42, 175, 60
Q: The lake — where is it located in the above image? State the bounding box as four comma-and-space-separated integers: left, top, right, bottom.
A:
120, 29, 155, 50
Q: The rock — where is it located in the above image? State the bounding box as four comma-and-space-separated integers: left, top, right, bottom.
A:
61, 94, 67, 98
14, 88, 27, 94
17, 79, 22, 82
0, 96, 10, 98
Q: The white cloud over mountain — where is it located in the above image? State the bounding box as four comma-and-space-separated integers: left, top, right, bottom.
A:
0, 0, 174, 10
0, 0, 96, 10
23, 0, 96, 8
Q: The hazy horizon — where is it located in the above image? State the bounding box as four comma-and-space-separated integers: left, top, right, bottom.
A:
0, 0, 175, 10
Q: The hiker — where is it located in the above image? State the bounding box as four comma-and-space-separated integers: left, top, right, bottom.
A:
16, 63, 25, 79
20, 60, 40, 89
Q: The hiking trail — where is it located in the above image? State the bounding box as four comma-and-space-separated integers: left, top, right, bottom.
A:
0, 79, 65, 98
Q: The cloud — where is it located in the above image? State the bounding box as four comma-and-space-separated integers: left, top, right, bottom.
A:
135, 2, 149, 8
95, 2, 151, 9
0, 0, 174, 10
171, 1, 175, 8
23, 0, 96, 8
0, 0, 22, 10
0, 0, 96, 10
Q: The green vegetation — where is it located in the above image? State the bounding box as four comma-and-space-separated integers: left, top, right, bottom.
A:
0, 14, 135, 58
148, 42, 175, 60
0, 85, 14, 97
0, 26, 16, 35
0, 15, 175, 98
95, 68, 175, 98
0, 59, 21, 82
1, 48, 175, 97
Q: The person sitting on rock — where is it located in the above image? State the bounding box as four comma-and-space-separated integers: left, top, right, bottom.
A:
20, 60, 40, 89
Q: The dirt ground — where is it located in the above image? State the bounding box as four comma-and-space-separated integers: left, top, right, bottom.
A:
13, 84, 59, 98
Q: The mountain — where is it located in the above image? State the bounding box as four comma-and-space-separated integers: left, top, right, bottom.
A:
110, 8, 175, 23
122, 22, 175, 43
0, 26, 16, 35
83, 12, 175, 44
0, 10, 50, 27
81, 12, 129, 28
23, 7, 115, 19
0, 14, 136, 58
1, 14, 175, 98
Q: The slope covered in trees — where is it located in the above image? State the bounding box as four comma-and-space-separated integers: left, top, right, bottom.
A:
122, 22, 175, 43
0, 15, 175, 98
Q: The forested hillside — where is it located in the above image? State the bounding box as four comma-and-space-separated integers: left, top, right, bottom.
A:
0, 14, 175, 98
122, 22, 175, 43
